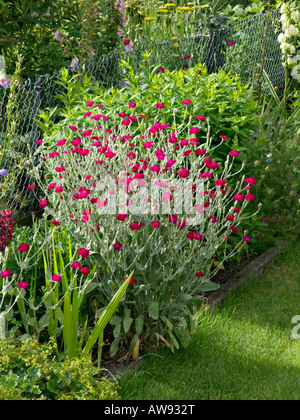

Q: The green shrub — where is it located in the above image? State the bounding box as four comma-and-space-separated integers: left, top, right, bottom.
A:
0, 338, 120, 400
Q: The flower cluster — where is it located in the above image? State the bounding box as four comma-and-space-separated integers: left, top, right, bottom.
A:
277, 2, 300, 70
0, 210, 14, 253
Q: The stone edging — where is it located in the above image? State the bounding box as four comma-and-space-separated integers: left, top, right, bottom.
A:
205, 239, 290, 308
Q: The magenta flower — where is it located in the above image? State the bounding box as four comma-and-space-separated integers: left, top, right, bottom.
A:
78, 248, 90, 258
126, 276, 136, 285
0, 269, 12, 278
86, 101, 95, 107
196, 115, 206, 121
56, 138, 67, 146
245, 193, 255, 202
233, 194, 244, 201
229, 150, 239, 156
79, 267, 90, 275
190, 127, 199, 134
113, 242, 122, 251
196, 271, 203, 278
129, 222, 143, 231
26, 185, 36, 190
227, 41, 235, 46
128, 102, 136, 109
184, 55, 191, 60
39, 200, 49, 208
178, 168, 190, 178
18, 281, 29, 289
55, 186, 64, 193
243, 235, 251, 243
71, 261, 81, 269
182, 100, 191, 105
51, 220, 61, 226
157, 67, 165, 73
48, 183, 57, 190
17, 243, 30, 252
52, 274, 62, 282
116, 214, 127, 221
155, 103, 165, 109
245, 177, 257, 185
151, 221, 161, 228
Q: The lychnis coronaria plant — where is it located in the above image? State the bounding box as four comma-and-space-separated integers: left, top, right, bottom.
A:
31, 101, 260, 355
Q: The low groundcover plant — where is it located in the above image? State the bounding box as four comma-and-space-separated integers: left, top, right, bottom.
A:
24, 99, 261, 356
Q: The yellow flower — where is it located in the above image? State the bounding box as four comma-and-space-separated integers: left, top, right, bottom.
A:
157, 9, 168, 13
144, 17, 155, 21
177, 6, 191, 11
165, 3, 175, 6
171, 36, 179, 40
172, 43, 179, 47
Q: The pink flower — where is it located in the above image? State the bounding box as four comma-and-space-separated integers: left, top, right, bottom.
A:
69, 125, 78, 131
119, 112, 127, 117
86, 101, 95, 107
36, 139, 43, 144
220, 135, 229, 140
182, 100, 191, 105
26, 185, 36, 190
122, 119, 131, 126
113, 242, 122, 250
151, 221, 161, 228
128, 102, 136, 109
231, 226, 238, 233
226, 215, 235, 221
229, 150, 239, 157
196, 115, 206, 121
129, 222, 143, 231
52, 274, 61, 282
245, 193, 255, 202
214, 179, 226, 187
155, 103, 165, 109
178, 168, 190, 178
116, 214, 127, 221
55, 166, 66, 173
190, 127, 199, 134
51, 220, 61, 226
0, 269, 12, 278
82, 130, 92, 137
80, 267, 90, 275
17, 243, 30, 252
157, 67, 165, 73
55, 186, 64, 193
39, 200, 49, 208
126, 276, 136, 285
184, 55, 191, 60
48, 183, 57, 190
56, 138, 67, 146
162, 192, 172, 203
166, 159, 175, 167
71, 261, 81, 269
124, 39, 131, 45
243, 235, 251, 243
78, 248, 90, 258
245, 177, 256, 185
18, 281, 29, 289
194, 233, 202, 241
196, 271, 203, 278
227, 41, 235, 46
233, 194, 244, 201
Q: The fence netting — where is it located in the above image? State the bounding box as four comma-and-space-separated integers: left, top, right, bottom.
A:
0, 11, 285, 219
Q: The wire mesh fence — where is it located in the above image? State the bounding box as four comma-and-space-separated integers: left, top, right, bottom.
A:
0, 11, 285, 218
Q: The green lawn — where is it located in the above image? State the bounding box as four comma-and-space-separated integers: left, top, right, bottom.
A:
119, 240, 300, 400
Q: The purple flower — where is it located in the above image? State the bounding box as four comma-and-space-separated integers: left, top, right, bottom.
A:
70, 58, 79, 69
54, 30, 61, 41
0, 169, 7, 176
0, 79, 10, 89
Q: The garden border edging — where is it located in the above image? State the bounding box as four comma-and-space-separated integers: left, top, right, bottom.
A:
205, 239, 290, 308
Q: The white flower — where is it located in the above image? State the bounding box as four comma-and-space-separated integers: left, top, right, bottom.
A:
291, 10, 300, 21
280, 3, 289, 14
285, 24, 299, 38
278, 33, 287, 43
280, 13, 289, 23
290, 45, 296, 54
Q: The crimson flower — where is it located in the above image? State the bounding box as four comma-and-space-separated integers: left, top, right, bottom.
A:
17, 243, 30, 252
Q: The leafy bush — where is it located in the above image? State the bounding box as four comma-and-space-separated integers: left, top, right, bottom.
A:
27, 83, 261, 356
0, 338, 120, 400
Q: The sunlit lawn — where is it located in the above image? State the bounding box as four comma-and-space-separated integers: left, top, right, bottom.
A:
119, 240, 300, 400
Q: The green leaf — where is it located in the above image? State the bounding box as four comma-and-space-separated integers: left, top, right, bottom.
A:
148, 302, 159, 320
123, 316, 133, 334
135, 315, 144, 336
